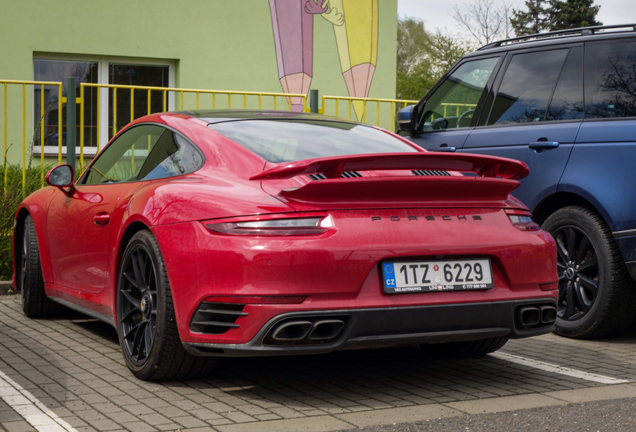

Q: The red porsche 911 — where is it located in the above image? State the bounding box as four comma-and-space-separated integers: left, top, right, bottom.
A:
14, 110, 558, 380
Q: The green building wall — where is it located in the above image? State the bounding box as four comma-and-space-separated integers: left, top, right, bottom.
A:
0, 0, 398, 167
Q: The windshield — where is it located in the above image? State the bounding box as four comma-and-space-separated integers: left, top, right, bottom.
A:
208, 120, 418, 162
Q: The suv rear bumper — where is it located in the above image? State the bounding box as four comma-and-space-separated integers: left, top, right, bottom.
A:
613, 232, 636, 280
183, 298, 556, 357
625, 261, 636, 281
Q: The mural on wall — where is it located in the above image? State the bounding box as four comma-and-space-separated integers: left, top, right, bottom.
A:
269, 0, 379, 119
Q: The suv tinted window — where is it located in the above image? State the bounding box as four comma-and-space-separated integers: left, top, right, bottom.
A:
547, 47, 584, 121
585, 39, 636, 118
417, 57, 499, 131
488, 49, 568, 125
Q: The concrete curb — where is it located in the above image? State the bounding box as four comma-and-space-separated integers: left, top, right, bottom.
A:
0, 280, 13, 293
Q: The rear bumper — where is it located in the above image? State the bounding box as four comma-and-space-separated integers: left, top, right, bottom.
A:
183, 298, 556, 357
614, 234, 636, 281
153, 210, 558, 345
612, 235, 636, 281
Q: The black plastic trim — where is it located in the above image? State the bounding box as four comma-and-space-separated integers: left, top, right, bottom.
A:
190, 302, 246, 335
48, 296, 115, 327
183, 298, 556, 357
613, 228, 636, 238
412, 169, 451, 176
625, 261, 636, 282
478, 24, 636, 51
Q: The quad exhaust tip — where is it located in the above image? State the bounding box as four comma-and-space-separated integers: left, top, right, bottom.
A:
540, 305, 557, 324
269, 321, 313, 341
267, 318, 346, 345
517, 304, 557, 329
308, 320, 345, 340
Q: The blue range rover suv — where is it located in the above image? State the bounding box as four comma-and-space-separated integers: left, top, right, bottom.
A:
398, 24, 636, 339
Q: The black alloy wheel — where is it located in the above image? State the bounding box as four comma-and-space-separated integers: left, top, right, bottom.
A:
542, 206, 636, 339
20, 222, 28, 304
117, 230, 217, 380
118, 243, 158, 366
20, 215, 58, 318
552, 225, 599, 321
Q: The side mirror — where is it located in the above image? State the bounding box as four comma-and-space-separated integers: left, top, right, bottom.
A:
397, 105, 416, 135
45, 164, 74, 189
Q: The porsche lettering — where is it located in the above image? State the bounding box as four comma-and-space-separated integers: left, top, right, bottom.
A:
371, 215, 483, 221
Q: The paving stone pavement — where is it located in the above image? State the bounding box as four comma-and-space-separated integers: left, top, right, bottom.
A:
1, 295, 635, 432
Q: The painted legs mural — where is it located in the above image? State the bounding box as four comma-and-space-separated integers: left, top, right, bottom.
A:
269, 0, 379, 119
328, 0, 378, 120
269, 0, 316, 112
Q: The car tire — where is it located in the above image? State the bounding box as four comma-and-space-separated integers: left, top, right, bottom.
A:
419, 337, 508, 358
20, 215, 59, 318
117, 230, 218, 380
542, 206, 636, 339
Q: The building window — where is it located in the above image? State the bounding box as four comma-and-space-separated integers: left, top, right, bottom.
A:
33, 56, 174, 158
108, 63, 170, 140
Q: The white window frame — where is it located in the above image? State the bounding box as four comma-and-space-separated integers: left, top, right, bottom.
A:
33, 54, 176, 158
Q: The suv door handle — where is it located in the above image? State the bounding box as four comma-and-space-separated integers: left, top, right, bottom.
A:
93, 213, 110, 226
529, 141, 559, 151
436, 144, 457, 152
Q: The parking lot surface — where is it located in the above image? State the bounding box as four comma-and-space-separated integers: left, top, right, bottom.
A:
2, 295, 636, 432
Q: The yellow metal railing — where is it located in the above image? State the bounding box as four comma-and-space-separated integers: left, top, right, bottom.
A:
78, 83, 307, 169
0, 79, 63, 192
320, 96, 418, 132
6, 80, 444, 188
430, 103, 478, 121
441, 102, 477, 117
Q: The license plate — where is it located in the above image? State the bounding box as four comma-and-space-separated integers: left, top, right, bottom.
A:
382, 259, 494, 294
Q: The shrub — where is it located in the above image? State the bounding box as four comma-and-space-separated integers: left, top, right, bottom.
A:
0, 163, 50, 282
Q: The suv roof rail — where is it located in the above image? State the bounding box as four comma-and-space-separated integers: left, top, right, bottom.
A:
478, 23, 636, 50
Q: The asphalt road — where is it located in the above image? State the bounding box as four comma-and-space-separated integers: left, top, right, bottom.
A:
338, 397, 636, 432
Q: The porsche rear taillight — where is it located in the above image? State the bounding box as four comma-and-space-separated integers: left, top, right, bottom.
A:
505, 209, 540, 231
204, 214, 334, 236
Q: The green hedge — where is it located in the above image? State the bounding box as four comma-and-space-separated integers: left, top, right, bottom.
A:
0, 164, 50, 282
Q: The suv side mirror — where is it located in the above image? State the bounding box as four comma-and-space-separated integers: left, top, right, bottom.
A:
397, 105, 416, 135
46, 164, 74, 189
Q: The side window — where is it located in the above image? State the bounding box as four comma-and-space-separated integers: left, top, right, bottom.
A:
418, 57, 499, 132
137, 133, 204, 180
488, 49, 569, 125
84, 125, 165, 184
585, 39, 636, 119
547, 47, 584, 121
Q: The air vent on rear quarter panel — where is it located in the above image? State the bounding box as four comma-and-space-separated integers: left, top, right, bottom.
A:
190, 302, 247, 334
308, 171, 363, 180
412, 169, 451, 176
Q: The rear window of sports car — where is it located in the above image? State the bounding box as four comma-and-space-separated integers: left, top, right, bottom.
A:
207, 120, 418, 162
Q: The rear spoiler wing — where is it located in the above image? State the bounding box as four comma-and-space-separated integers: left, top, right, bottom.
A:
250, 153, 529, 181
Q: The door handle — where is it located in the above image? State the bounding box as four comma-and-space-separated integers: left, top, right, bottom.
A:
529, 141, 559, 152
93, 213, 110, 226
436, 144, 457, 152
